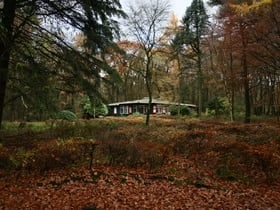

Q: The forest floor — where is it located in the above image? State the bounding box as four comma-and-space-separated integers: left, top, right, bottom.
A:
0, 116, 280, 209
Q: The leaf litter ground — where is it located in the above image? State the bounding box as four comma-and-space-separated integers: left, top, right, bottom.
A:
0, 117, 280, 209
1, 163, 279, 209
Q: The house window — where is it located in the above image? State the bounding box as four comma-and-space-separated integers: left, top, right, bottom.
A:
157, 107, 162, 114
153, 105, 157, 114
132, 105, 138, 113
139, 105, 147, 114
120, 106, 124, 114
120, 105, 128, 114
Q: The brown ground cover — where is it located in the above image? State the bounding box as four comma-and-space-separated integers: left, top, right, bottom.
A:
0, 116, 279, 209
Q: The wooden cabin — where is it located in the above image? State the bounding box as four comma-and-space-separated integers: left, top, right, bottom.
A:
107, 97, 196, 116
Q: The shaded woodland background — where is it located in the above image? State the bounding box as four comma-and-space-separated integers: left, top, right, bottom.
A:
1, 0, 279, 125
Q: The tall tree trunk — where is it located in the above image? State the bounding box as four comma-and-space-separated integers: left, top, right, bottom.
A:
145, 56, 152, 126
196, 22, 203, 117
229, 37, 235, 121
0, 0, 17, 128
197, 52, 203, 117
230, 89, 235, 121
177, 55, 182, 115
146, 87, 152, 126
242, 36, 251, 123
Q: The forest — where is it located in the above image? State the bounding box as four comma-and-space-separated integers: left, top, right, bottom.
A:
0, 0, 279, 124
0, 0, 280, 209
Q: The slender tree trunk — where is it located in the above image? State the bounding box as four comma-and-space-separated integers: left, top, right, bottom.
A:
0, 52, 9, 127
124, 75, 128, 101
146, 88, 152, 126
197, 53, 203, 117
196, 22, 203, 117
229, 37, 235, 121
238, 24, 251, 123
145, 54, 152, 126
231, 89, 235, 121
243, 65, 250, 123
242, 37, 251, 123
177, 55, 182, 116
259, 77, 264, 115
0, 0, 17, 128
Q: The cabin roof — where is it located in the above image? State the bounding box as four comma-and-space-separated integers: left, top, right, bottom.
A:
108, 97, 196, 107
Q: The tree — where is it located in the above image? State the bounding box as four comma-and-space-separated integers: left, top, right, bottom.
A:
104, 40, 148, 102
247, 0, 280, 117
207, 0, 280, 122
0, 0, 17, 127
179, 0, 209, 116
0, 0, 126, 128
167, 14, 191, 113
210, 24, 238, 121
125, 0, 170, 126
81, 96, 107, 119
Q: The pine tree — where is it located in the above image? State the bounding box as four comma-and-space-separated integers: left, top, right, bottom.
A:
0, 0, 126, 128
180, 0, 209, 116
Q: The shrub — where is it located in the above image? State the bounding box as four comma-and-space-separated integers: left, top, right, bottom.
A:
8, 148, 35, 170
64, 103, 74, 112
34, 140, 97, 172
132, 112, 141, 116
58, 110, 77, 121
214, 142, 280, 183
98, 140, 139, 167
97, 140, 168, 169
34, 145, 77, 172
171, 129, 216, 156
244, 145, 280, 182
168, 105, 190, 116
181, 106, 191, 115
81, 96, 108, 118
206, 96, 230, 116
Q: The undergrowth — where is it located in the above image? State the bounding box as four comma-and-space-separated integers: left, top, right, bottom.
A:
0, 116, 279, 184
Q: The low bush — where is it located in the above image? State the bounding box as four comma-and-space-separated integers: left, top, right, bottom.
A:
52, 120, 76, 138
1, 117, 279, 185
0, 138, 100, 172
34, 144, 81, 172
171, 129, 216, 156
168, 105, 191, 116
81, 96, 108, 118
8, 148, 35, 170
206, 96, 230, 117
214, 142, 280, 183
98, 140, 168, 170
58, 110, 77, 121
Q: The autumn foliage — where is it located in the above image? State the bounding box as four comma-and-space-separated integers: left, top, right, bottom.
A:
0, 116, 280, 209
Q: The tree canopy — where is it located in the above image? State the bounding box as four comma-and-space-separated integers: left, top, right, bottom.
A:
0, 0, 126, 127
1, 0, 280, 125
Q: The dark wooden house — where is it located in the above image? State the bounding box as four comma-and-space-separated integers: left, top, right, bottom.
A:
108, 97, 196, 116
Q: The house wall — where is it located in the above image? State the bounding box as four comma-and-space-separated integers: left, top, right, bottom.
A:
108, 104, 167, 116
